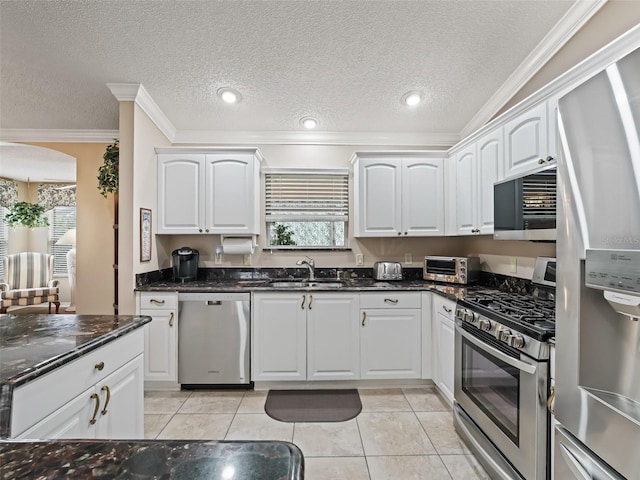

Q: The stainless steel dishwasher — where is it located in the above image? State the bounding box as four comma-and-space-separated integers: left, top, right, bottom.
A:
178, 292, 251, 387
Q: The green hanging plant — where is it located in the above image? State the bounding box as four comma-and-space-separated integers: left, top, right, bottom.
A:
97, 140, 119, 198
4, 202, 49, 228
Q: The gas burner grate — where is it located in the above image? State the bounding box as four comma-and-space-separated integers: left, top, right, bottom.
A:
463, 292, 555, 327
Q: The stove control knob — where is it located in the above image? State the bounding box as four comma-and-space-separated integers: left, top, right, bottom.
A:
507, 334, 526, 349
495, 327, 511, 342
463, 311, 476, 323
478, 319, 491, 331
455, 309, 465, 320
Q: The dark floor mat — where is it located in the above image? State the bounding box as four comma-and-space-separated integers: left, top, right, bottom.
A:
265, 389, 362, 423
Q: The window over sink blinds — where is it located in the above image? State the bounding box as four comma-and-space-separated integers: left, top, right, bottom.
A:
265, 170, 349, 222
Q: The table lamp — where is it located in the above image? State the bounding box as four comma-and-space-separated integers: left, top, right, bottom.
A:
56, 228, 76, 313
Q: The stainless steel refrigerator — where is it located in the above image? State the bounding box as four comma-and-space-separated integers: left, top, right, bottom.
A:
555, 33, 640, 480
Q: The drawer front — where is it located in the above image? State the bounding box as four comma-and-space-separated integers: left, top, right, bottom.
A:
360, 292, 421, 309
432, 293, 456, 320
139, 292, 177, 310
11, 328, 144, 437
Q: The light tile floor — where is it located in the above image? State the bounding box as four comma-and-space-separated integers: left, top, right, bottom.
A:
144, 387, 490, 480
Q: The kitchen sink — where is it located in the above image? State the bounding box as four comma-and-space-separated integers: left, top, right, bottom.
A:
268, 280, 345, 288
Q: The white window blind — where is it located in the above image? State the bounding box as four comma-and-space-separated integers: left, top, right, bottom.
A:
265, 172, 349, 222
0, 206, 7, 280
48, 206, 76, 276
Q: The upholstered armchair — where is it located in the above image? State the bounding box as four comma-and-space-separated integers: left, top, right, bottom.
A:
0, 252, 60, 314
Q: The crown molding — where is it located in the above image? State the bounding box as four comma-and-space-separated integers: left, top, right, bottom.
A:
460, 0, 607, 138
107, 83, 177, 142
172, 129, 459, 147
0, 129, 119, 143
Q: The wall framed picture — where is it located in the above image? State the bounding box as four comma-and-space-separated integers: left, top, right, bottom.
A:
140, 208, 152, 262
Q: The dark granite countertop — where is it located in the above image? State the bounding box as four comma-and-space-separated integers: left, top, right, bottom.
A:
136, 277, 472, 301
0, 439, 304, 479
0, 314, 151, 438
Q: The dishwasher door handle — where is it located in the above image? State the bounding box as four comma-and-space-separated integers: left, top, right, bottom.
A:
206, 300, 222, 306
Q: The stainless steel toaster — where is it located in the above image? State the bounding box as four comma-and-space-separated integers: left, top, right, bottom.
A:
373, 261, 403, 281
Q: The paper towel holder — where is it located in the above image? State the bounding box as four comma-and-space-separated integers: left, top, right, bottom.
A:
221, 235, 257, 254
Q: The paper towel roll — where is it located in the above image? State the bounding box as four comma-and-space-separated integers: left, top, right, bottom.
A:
221, 237, 255, 254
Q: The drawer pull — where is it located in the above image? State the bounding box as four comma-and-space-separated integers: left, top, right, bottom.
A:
308, 295, 313, 310
362, 311, 367, 326
150, 299, 165, 305
384, 298, 399, 305
89, 393, 100, 425
169, 312, 175, 327
442, 305, 452, 313
301, 295, 306, 310
94, 361, 105, 371
101, 385, 111, 415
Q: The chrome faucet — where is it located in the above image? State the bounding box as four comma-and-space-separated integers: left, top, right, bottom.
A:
296, 256, 315, 280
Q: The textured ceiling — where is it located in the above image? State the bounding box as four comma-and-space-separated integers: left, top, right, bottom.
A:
0, 0, 576, 140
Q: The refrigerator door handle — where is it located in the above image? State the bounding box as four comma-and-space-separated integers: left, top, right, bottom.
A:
559, 443, 593, 480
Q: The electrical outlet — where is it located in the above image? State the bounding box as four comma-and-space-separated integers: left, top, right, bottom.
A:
214, 253, 222, 265
510, 257, 517, 273
243, 254, 252, 266
356, 253, 364, 266
405, 253, 413, 264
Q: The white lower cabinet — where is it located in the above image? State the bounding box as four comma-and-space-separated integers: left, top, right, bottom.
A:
252, 292, 307, 381
12, 328, 144, 439
432, 294, 456, 404
307, 293, 360, 380
360, 292, 421, 379
138, 292, 178, 386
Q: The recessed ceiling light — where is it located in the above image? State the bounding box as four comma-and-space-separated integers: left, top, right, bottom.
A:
300, 117, 319, 129
217, 87, 242, 104
402, 91, 423, 106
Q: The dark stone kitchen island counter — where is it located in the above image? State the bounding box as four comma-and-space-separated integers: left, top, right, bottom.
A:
0, 314, 151, 438
0, 439, 304, 479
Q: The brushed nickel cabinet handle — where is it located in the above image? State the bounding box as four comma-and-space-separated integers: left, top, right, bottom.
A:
443, 305, 452, 313
308, 295, 313, 310
384, 298, 399, 305
100, 385, 111, 415
538, 158, 546, 164
362, 311, 367, 326
89, 393, 100, 425
169, 311, 174, 327
94, 361, 105, 371
150, 299, 165, 305
547, 385, 556, 415
301, 295, 306, 310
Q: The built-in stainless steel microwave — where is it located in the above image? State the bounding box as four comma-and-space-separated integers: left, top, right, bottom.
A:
493, 165, 557, 241
423, 256, 481, 284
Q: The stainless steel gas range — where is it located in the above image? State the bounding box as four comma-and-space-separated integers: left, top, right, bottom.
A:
453, 265, 556, 480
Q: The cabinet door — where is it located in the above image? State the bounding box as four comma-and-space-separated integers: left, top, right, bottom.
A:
504, 102, 548, 177
360, 308, 421, 379
252, 293, 307, 381
454, 145, 477, 235
307, 293, 360, 380
141, 308, 177, 383
17, 386, 96, 440
157, 154, 205, 233
476, 128, 504, 234
401, 157, 445, 236
355, 158, 402, 236
434, 312, 455, 404
96, 354, 144, 439
205, 153, 258, 234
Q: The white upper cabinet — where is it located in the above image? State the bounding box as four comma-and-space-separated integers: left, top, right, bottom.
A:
503, 102, 551, 177
157, 148, 262, 234
453, 128, 503, 235
353, 153, 445, 237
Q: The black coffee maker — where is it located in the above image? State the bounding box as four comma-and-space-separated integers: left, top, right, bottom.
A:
172, 247, 199, 282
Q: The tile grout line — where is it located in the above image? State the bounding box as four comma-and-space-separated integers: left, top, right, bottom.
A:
148, 390, 193, 439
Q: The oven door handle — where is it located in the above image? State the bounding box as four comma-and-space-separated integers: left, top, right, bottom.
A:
457, 326, 537, 375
